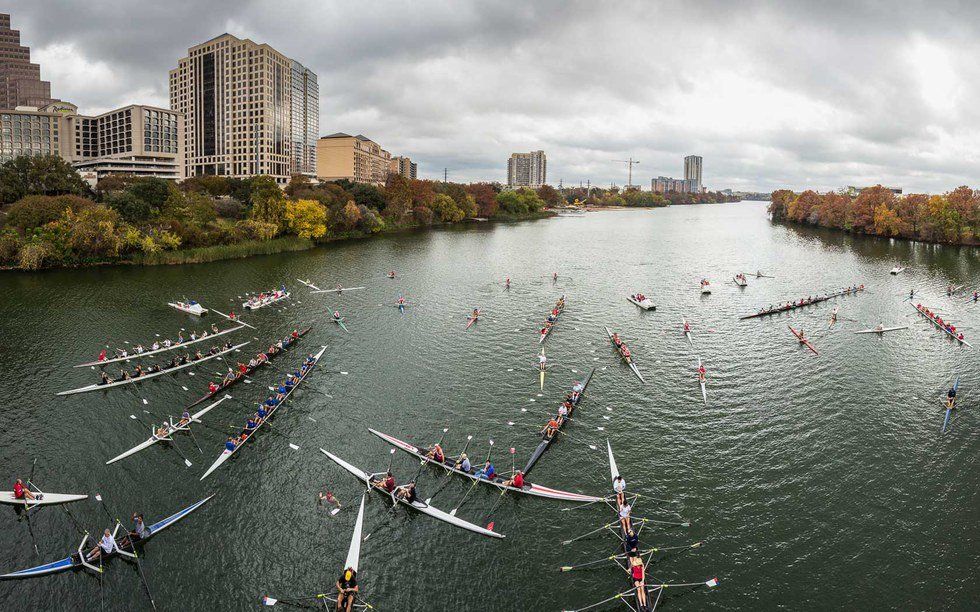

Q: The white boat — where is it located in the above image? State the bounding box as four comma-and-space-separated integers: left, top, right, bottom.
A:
200, 347, 327, 481
697, 356, 707, 405
311, 286, 366, 295
243, 291, 290, 310
853, 325, 909, 335
296, 279, 321, 291
0, 490, 87, 507
733, 275, 748, 287
890, 266, 905, 275
626, 294, 656, 311
683, 318, 694, 345
106, 395, 231, 465
74, 324, 246, 368
57, 342, 250, 396
168, 300, 207, 316
319, 449, 505, 539
605, 327, 645, 383
369, 429, 602, 502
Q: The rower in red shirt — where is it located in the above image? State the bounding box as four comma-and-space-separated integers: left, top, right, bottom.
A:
501, 470, 525, 489
13, 478, 37, 501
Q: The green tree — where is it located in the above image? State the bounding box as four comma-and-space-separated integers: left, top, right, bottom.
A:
429, 193, 465, 222
0, 155, 89, 204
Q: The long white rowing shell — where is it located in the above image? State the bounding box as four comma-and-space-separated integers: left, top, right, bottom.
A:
105, 395, 231, 465
319, 448, 505, 539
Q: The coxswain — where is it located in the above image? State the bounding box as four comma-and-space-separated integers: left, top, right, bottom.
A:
474, 460, 496, 481
87, 528, 117, 562
456, 452, 472, 473
394, 482, 417, 502
629, 554, 649, 610
318, 490, 342, 510
426, 443, 445, 463
336, 566, 359, 612
501, 470, 525, 489
100, 371, 112, 385
613, 473, 627, 506
12, 478, 37, 501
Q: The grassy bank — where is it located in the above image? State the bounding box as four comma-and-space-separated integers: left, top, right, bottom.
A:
129, 236, 314, 266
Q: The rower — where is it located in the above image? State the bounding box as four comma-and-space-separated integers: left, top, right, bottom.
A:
947, 384, 958, 408
426, 443, 445, 463
394, 482, 418, 503
629, 553, 649, 610
377, 472, 396, 493
471, 308, 479, 319
557, 402, 569, 421
388, 270, 396, 278
456, 452, 471, 473
505, 277, 511, 288
500, 469, 525, 489
130, 512, 150, 542
542, 417, 560, 438
333, 310, 341, 320
618, 499, 632, 531
474, 460, 496, 481
13, 478, 37, 501
624, 527, 639, 554
154, 423, 170, 438
553, 272, 558, 281
336, 566, 359, 612
538, 352, 547, 369
319, 490, 342, 510
100, 371, 112, 385
613, 474, 627, 506
97, 349, 107, 362
176, 410, 191, 427
87, 528, 117, 562
698, 363, 706, 381
225, 437, 238, 452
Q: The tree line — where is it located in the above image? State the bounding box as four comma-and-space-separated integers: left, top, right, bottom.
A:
0, 155, 553, 270
768, 186, 980, 245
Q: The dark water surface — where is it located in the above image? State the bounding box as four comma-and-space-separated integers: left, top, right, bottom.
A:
0, 203, 978, 611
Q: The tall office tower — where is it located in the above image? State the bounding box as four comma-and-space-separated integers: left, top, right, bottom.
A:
0, 13, 55, 108
684, 155, 703, 192
290, 60, 318, 176
170, 33, 312, 184
507, 150, 547, 188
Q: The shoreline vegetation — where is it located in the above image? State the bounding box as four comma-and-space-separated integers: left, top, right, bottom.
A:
0, 154, 733, 270
769, 186, 980, 246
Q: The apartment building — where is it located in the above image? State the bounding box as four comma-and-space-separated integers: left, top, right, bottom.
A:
507, 150, 546, 188
317, 133, 391, 186
389, 155, 417, 179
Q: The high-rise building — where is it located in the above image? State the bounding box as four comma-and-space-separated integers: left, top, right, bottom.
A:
170, 33, 315, 184
651, 176, 697, 194
316, 133, 391, 186
389, 155, 417, 179
0, 13, 56, 108
290, 60, 318, 176
684, 155, 702, 192
507, 150, 546, 188
0, 102, 185, 182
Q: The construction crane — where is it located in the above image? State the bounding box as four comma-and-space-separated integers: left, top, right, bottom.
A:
612, 157, 640, 189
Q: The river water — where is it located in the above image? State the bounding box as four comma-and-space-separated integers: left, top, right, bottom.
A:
0, 202, 977, 611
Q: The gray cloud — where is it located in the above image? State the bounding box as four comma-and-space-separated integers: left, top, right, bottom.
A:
14, 0, 980, 192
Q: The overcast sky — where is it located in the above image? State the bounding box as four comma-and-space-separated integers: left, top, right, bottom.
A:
13, 1, 980, 192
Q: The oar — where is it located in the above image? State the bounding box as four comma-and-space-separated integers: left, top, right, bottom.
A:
450, 440, 493, 516
563, 588, 638, 612
561, 520, 620, 545
129, 415, 192, 467
212, 309, 256, 329
484, 445, 517, 529
25, 458, 39, 555
95, 494, 157, 610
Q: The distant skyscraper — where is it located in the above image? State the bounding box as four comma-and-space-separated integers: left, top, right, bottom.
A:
507, 150, 547, 188
290, 60, 318, 176
170, 33, 316, 184
0, 13, 55, 108
684, 155, 703, 192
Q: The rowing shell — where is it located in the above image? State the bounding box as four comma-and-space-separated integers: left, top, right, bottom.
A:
942, 378, 959, 433
539, 348, 546, 390
605, 327, 644, 383
788, 325, 819, 355
523, 367, 596, 476
319, 449, 504, 539
538, 296, 565, 344
369, 429, 602, 502
0, 491, 87, 507
332, 317, 350, 333
75, 324, 246, 368
243, 292, 290, 311
608, 440, 648, 610
312, 287, 366, 294
0, 495, 213, 579
911, 303, 974, 347
168, 301, 208, 316
296, 279, 322, 291
697, 356, 707, 405
185, 327, 312, 409
200, 346, 327, 480
466, 311, 480, 330
853, 326, 909, 334
57, 342, 250, 396
683, 318, 693, 345
106, 395, 231, 465
740, 286, 866, 320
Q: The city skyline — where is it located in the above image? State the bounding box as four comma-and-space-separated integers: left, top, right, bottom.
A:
9, 2, 980, 192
